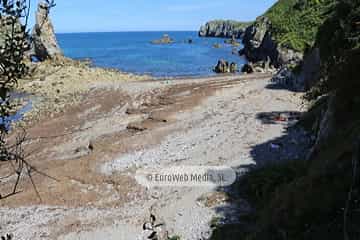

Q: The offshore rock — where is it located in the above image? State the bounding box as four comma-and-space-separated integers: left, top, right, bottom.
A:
151, 34, 174, 44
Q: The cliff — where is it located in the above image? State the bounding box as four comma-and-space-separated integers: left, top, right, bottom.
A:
199, 20, 251, 38
241, 0, 334, 67
211, 0, 360, 239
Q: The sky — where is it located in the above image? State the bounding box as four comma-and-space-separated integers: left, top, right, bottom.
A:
29, 0, 277, 33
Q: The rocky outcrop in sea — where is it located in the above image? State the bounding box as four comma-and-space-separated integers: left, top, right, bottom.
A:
31, 1, 63, 61
151, 34, 174, 44
199, 20, 250, 39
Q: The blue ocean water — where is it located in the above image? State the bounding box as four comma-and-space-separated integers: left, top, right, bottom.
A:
56, 31, 247, 77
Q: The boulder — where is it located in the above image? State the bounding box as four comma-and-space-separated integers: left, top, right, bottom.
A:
224, 35, 241, 46
238, 48, 245, 56
214, 59, 230, 73
271, 67, 297, 88
230, 62, 238, 73
151, 34, 174, 44
31, 1, 62, 61
241, 63, 254, 74
214, 60, 238, 74
213, 43, 221, 49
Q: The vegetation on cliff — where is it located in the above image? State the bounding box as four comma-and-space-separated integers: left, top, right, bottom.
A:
211, 0, 360, 239
263, 0, 336, 52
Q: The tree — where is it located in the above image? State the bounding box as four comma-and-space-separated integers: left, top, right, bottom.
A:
0, 0, 55, 200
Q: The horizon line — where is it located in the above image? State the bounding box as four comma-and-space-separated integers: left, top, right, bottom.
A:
56, 30, 198, 34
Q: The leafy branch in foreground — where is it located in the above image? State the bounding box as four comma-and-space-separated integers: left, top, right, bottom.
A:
0, 0, 55, 200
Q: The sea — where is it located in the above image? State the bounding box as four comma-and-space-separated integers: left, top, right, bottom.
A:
56, 31, 247, 77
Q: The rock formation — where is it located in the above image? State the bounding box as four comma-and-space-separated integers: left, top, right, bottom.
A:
151, 34, 174, 44
271, 48, 321, 91
199, 20, 250, 39
242, 17, 303, 68
31, 1, 62, 61
241, 63, 254, 74
213, 43, 221, 49
224, 35, 241, 46
214, 59, 237, 73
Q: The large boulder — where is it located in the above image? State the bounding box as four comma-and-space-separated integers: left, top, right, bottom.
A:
241, 63, 254, 74
230, 62, 238, 73
214, 59, 229, 73
214, 60, 237, 73
31, 1, 62, 61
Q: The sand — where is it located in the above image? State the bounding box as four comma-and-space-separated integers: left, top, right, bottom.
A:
0, 62, 311, 239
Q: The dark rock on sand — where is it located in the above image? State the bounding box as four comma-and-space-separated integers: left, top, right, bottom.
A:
214, 60, 237, 73
241, 63, 254, 74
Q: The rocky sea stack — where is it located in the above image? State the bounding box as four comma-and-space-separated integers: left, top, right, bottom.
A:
31, 1, 63, 61
199, 20, 251, 39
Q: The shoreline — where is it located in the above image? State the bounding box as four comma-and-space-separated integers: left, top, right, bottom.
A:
14, 57, 252, 126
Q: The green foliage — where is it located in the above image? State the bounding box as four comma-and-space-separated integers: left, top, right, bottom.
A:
263, 0, 336, 52
210, 1, 360, 239
241, 160, 308, 207
315, 0, 360, 97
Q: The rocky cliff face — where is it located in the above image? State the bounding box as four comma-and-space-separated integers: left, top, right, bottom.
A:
271, 48, 321, 91
199, 20, 250, 39
242, 16, 303, 68
31, 2, 62, 61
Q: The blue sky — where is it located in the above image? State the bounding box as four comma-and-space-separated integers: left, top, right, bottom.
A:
29, 0, 277, 33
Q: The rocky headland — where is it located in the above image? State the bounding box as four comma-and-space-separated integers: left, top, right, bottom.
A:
199, 20, 251, 39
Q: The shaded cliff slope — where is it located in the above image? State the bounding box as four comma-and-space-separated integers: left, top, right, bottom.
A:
242, 0, 336, 66
211, 0, 360, 239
